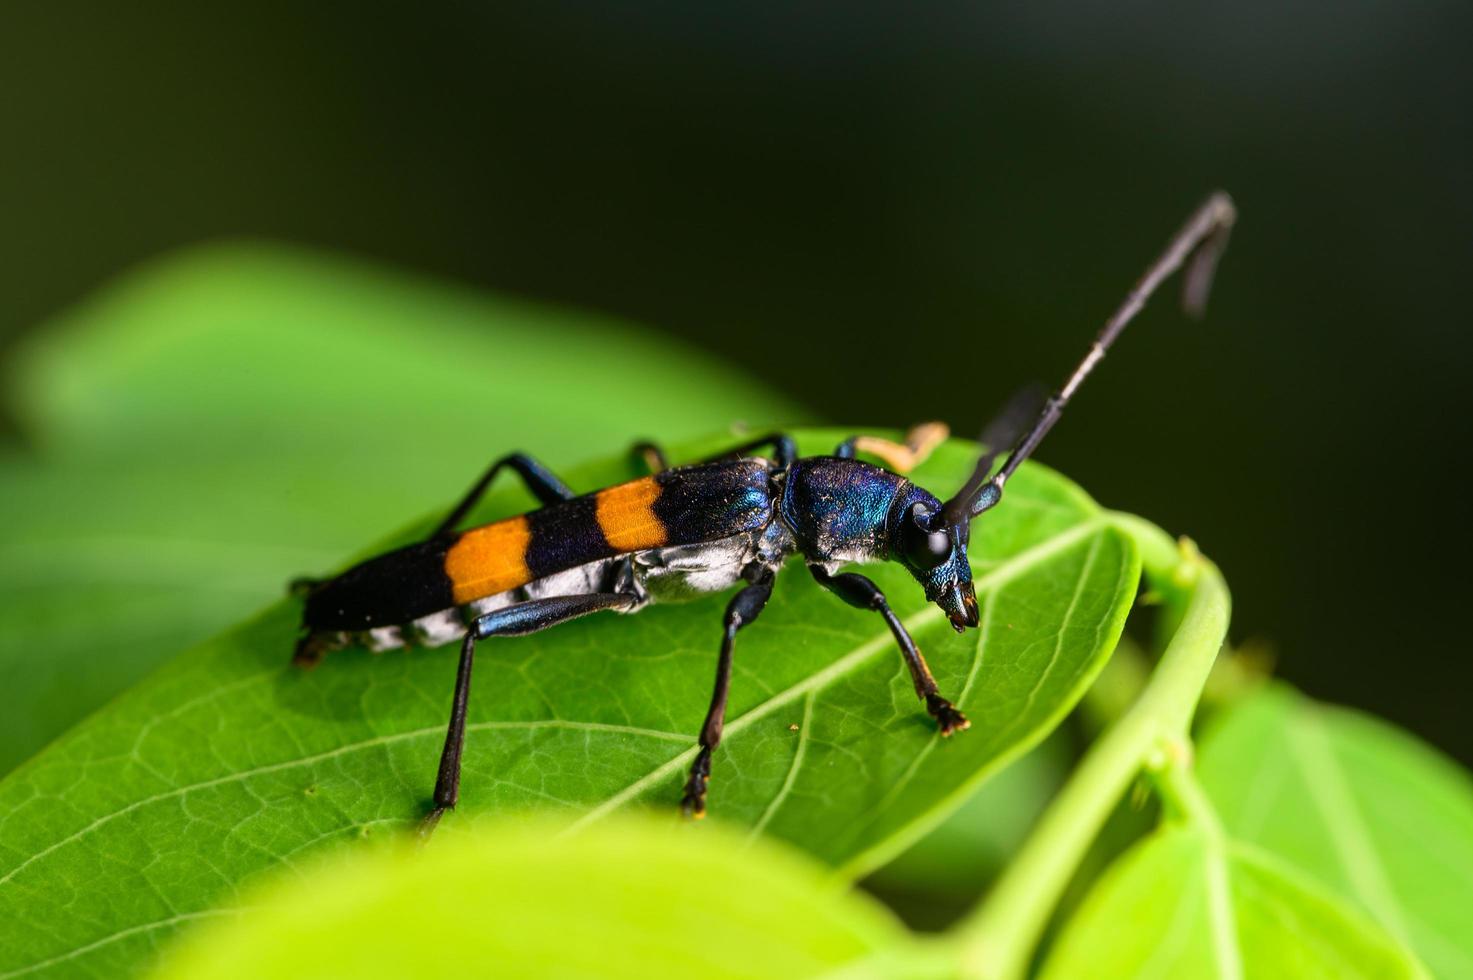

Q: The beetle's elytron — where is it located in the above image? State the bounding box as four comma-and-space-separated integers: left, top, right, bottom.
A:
292, 194, 1236, 832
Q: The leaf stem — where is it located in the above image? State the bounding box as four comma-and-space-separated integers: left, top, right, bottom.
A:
951, 514, 1231, 980
1150, 742, 1224, 838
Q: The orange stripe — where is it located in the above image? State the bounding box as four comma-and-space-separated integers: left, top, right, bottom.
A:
444, 515, 533, 604
595, 476, 667, 552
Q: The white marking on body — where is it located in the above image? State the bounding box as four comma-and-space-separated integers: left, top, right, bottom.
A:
634, 532, 761, 602
345, 527, 795, 653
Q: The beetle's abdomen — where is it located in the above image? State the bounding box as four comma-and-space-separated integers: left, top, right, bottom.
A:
303, 538, 456, 631
302, 458, 775, 631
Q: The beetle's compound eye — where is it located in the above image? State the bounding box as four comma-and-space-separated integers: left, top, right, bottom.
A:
903, 504, 953, 569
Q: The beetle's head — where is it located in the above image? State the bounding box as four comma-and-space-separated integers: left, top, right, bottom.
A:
883, 192, 1239, 632
891, 415, 1021, 633
892, 489, 979, 632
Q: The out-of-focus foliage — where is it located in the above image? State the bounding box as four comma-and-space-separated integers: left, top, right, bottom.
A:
1040, 824, 1426, 979
1198, 684, 1473, 979
1035, 680, 1473, 979
0, 242, 804, 773
151, 816, 916, 980
862, 735, 1070, 930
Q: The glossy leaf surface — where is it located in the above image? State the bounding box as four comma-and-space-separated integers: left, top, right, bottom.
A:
0, 432, 1139, 977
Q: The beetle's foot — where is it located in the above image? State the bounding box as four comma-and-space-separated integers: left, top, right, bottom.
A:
927, 693, 970, 736
292, 630, 346, 669
681, 747, 712, 819
418, 804, 450, 841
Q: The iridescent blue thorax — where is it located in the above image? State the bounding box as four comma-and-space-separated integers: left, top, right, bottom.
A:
779, 456, 977, 629
779, 457, 907, 563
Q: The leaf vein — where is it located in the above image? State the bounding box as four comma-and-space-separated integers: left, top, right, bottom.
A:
747, 691, 816, 839
1287, 706, 1413, 943
0, 720, 687, 888
0, 909, 235, 979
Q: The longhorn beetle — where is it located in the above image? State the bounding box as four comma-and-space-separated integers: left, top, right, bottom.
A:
293, 193, 1236, 833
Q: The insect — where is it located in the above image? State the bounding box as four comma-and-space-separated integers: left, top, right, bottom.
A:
292, 193, 1236, 832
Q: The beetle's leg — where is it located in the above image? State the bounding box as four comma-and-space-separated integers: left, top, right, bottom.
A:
433, 453, 575, 538
292, 629, 348, 668
682, 566, 777, 818
419, 590, 640, 837
834, 422, 949, 473
808, 565, 969, 735
628, 440, 670, 474
631, 433, 793, 475
421, 631, 477, 838
701, 433, 796, 469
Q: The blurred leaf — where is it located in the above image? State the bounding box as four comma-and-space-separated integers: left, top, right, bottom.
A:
1077, 633, 1151, 732
1040, 825, 1426, 979
0, 241, 803, 773
1198, 684, 1473, 979
861, 734, 1071, 931
7, 241, 800, 462
150, 815, 917, 980
0, 431, 1138, 978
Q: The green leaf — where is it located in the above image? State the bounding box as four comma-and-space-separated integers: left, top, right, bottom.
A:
150, 815, 915, 980
0, 431, 1138, 978
866, 635, 1161, 932
1197, 684, 1473, 979
1039, 825, 1427, 979
0, 241, 802, 773
8, 242, 797, 463
862, 734, 1071, 929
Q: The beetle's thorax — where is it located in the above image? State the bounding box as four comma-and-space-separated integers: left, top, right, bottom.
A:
779, 456, 937, 565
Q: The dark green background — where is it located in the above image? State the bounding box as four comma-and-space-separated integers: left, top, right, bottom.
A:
3, 3, 1469, 759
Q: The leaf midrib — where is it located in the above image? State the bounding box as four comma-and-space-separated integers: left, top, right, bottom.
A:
746, 691, 816, 841
1286, 706, 1414, 943
0, 910, 236, 980
1202, 832, 1243, 980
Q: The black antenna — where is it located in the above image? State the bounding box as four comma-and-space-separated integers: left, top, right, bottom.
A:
942, 191, 1237, 525
935, 386, 1043, 533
